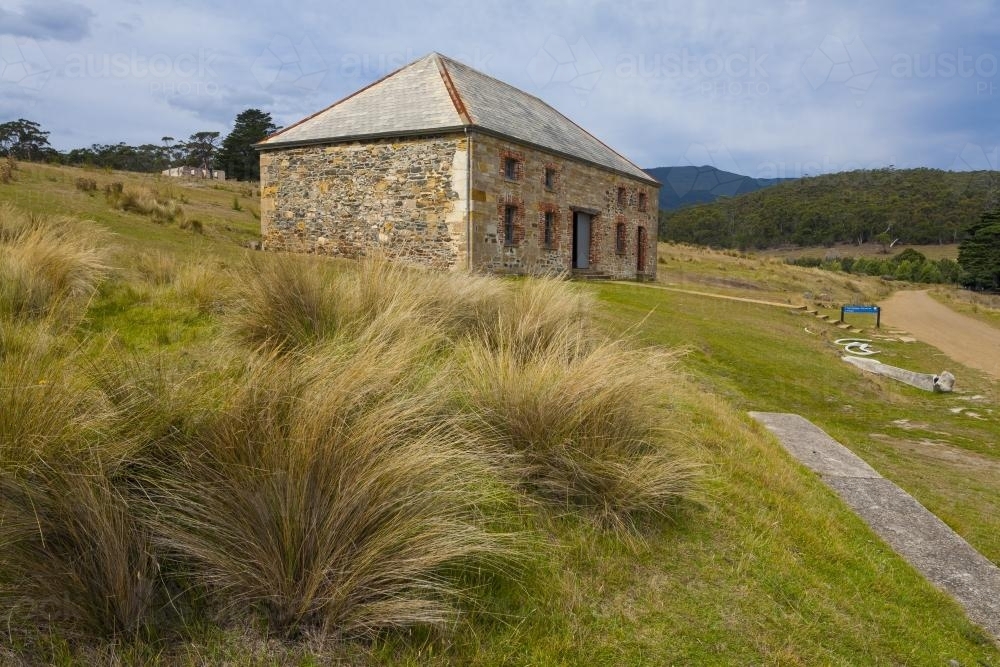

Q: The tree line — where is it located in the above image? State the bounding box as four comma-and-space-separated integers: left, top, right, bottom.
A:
786, 248, 961, 284
0, 109, 276, 181
659, 167, 997, 249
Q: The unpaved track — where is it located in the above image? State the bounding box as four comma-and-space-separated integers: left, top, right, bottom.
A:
879, 290, 1000, 381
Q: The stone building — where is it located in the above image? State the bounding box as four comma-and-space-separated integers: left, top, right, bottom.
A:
256, 52, 659, 279
161, 166, 225, 180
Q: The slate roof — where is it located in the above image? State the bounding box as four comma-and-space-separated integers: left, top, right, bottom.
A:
258, 53, 657, 185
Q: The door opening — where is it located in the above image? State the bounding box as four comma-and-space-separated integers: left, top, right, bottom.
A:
573, 212, 591, 269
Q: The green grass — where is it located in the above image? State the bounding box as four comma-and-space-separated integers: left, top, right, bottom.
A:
0, 163, 997, 664
594, 282, 1000, 564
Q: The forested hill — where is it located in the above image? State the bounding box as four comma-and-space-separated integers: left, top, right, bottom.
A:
658, 168, 998, 249
644, 165, 791, 211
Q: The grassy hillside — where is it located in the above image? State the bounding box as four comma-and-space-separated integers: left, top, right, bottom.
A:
660, 167, 998, 249
0, 162, 997, 664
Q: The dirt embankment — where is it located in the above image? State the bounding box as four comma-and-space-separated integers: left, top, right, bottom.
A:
879, 290, 1000, 381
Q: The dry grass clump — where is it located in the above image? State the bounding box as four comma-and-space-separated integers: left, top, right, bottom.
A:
480, 276, 594, 357
0, 205, 109, 322
130, 250, 178, 285
0, 335, 163, 643
0, 324, 99, 470
0, 458, 162, 641
230, 254, 589, 354
455, 330, 700, 529
0, 156, 15, 184
228, 253, 698, 528
105, 182, 183, 223
0, 238, 702, 655
230, 254, 341, 351
150, 343, 514, 638
74, 176, 98, 193
174, 261, 232, 313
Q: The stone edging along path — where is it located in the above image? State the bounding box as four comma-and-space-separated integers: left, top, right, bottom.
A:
749, 412, 1000, 645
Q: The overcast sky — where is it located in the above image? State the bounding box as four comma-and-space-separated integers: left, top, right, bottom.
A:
1, 0, 997, 177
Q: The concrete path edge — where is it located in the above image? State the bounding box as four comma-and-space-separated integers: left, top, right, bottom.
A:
749, 411, 1000, 644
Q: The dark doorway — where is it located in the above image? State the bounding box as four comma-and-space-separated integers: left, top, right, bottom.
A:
573, 212, 592, 269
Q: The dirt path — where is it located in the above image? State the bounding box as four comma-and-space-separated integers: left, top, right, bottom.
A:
608, 281, 805, 309
879, 290, 1000, 381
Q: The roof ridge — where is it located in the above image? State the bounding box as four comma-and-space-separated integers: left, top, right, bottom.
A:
433, 54, 471, 126
261, 53, 440, 144
437, 55, 651, 180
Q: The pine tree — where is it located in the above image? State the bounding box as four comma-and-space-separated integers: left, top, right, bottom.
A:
957, 209, 1000, 291
215, 109, 277, 181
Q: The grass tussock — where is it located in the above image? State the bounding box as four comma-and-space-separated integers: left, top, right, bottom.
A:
174, 261, 232, 313
0, 156, 14, 184
105, 182, 183, 223
0, 215, 703, 657
230, 254, 589, 353
456, 332, 700, 528
0, 324, 100, 470
151, 344, 515, 638
0, 203, 109, 322
0, 458, 162, 641
130, 250, 178, 286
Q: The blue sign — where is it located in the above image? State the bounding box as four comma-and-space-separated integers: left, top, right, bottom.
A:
842, 305, 879, 314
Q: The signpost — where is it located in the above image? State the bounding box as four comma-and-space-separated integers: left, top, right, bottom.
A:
840, 304, 881, 328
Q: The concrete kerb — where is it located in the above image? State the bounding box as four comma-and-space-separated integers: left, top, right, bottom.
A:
750, 411, 1000, 645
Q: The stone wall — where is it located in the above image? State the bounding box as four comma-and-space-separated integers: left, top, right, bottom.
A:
259, 134, 468, 270
258, 131, 658, 280
468, 132, 659, 279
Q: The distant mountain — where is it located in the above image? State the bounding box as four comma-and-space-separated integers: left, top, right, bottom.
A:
643, 165, 793, 211
658, 167, 999, 249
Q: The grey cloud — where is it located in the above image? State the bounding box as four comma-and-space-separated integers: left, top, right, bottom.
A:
0, 0, 94, 42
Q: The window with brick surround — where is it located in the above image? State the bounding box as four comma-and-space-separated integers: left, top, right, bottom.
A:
638, 192, 648, 211
500, 149, 525, 182
504, 157, 517, 180
544, 167, 556, 189
544, 211, 555, 248
615, 222, 627, 255
617, 186, 627, 207
504, 205, 517, 246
